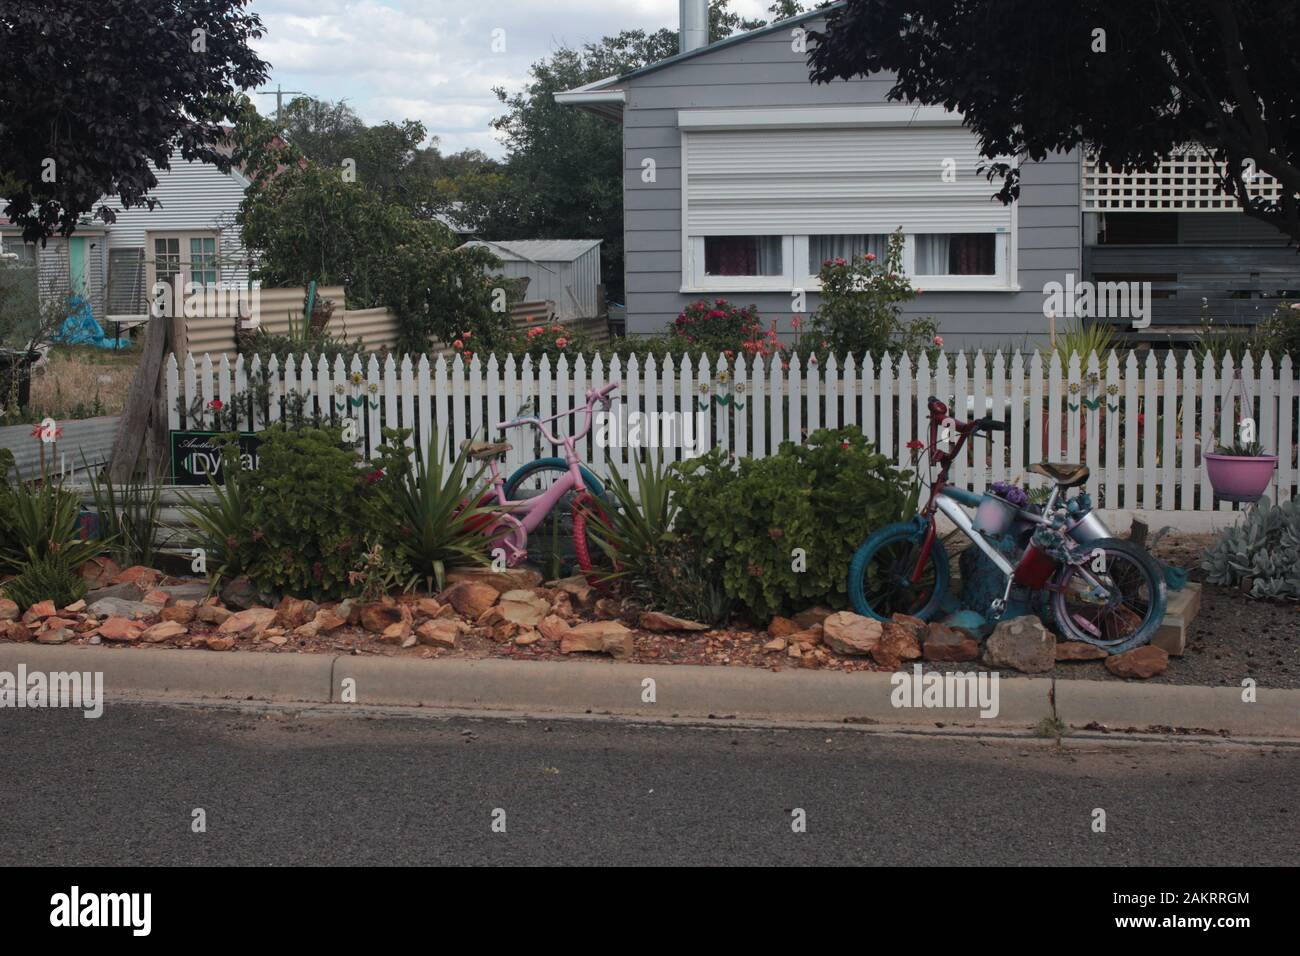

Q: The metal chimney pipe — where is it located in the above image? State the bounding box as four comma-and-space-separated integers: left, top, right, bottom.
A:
680, 0, 708, 54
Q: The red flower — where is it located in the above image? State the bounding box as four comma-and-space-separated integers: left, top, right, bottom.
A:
453, 339, 464, 350
906, 439, 926, 450
208, 399, 223, 411
363, 468, 385, 486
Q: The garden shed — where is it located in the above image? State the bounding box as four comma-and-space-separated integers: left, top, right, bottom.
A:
461, 239, 603, 321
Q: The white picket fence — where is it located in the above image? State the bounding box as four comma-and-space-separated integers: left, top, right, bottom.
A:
165, 349, 1299, 522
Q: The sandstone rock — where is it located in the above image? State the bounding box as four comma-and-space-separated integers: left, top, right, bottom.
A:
766, 616, 801, 639
86, 597, 157, 621
821, 612, 883, 656
160, 605, 197, 624
98, 616, 146, 643
538, 614, 571, 642
440, 580, 500, 618
141, 621, 188, 643
923, 625, 981, 662
515, 630, 541, 647
84, 582, 146, 605
142, 589, 171, 608
61, 599, 87, 614
25, 600, 56, 621
414, 598, 455, 620
790, 625, 823, 646
0, 598, 18, 621
1056, 641, 1109, 661
763, 637, 787, 652
360, 602, 404, 634
561, 621, 633, 660
78, 556, 122, 587
381, 618, 414, 647
36, 626, 74, 644
267, 635, 289, 647
447, 566, 543, 593
0, 620, 32, 642
495, 590, 550, 627
112, 565, 161, 589
890, 612, 928, 633
217, 607, 277, 639
639, 611, 709, 633
195, 604, 232, 626
871, 622, 923, 669
416, 619, 464, 649
155, 583, 210, 604
219, 575, 261, 611
793, 606, 833, 630
787, 644, 803, 659
1104, 645, 1169, 679
593, 597, 622, 620
311, 608, 346, 634
274, 597, 319, 630
204, 636, 236, 652
984, 616, 1055, 674
549, 575, 595, 607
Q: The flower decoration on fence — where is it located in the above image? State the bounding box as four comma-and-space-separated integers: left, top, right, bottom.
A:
695, 364, 747, 412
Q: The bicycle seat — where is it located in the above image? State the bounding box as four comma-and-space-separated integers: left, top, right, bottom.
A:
1030, 461, 1089, 488
461, 440, 513, 461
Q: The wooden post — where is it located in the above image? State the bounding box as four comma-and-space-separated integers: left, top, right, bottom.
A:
107, 314, 173, 482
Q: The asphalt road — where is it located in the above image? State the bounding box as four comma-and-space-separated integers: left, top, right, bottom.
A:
2, 702, 1296, 866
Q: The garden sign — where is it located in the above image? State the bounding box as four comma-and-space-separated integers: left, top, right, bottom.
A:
170, 431, 262, 486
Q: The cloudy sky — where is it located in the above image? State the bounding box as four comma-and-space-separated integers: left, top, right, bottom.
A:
247, 0, 775, 158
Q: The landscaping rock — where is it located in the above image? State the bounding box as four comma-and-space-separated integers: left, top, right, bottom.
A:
1056, 641, 1109, 661
83, 583, 146, 605
142, 589, 171, 608
790, 625, 823, 646
766, 616, 800, 639
984, 616, 1055, 674
514, 630, 541, 647
416, 619, 463, 649
78, 556, 122, 587
440, 580, 500, 618
311, 608, 346, 634
87, 597, 157, 621
821, 612, 883, 656
204, 636, 236, 652
217, 607, 277, 639
98, 617, 146, 643
155, 582, 210, 603
382, 620, 416, 648
447, 566, 543, 593
0, 598, 17, 621
549, 575, 595, 608
360, 602, 405, 634
890, 612, 929, 635
36, 626, 75, 645
195, 604, 232, 626
414, 598, 454, 621
112, 565, 161, 589
561, 621, 634, 660
1104, 645, 1169, 679
274, 597, 319, 630
923, 625, 981, 662
639, 611, 709, 633
495, 590, 550, 627
793, 606, 833, 630
61, 599, 86, 614
160, 605, 197, 625
538, 614, 570, 642
141, 621, 188, 643
24, 600, 56, 622
0, 620, 32, 642
763, 637, 787, 652
871, 622, 923, 669
593, 597, 623, 620
219, 575, 261, 611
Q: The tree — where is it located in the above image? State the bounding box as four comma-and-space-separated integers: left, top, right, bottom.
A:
807, 0, 1300, 242
0, 0, 268, 243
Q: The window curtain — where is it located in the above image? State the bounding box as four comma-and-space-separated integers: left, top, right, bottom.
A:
915, 234, 951, 275
809, 234, 888, 271
916, 234, 996, 275
705, 236, 782, 276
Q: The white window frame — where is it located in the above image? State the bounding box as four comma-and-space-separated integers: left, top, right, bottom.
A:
145, 229, 221, 291
678, 108, 1020, 295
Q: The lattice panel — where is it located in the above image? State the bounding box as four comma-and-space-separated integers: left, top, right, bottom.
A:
1083, 149, 1282, 212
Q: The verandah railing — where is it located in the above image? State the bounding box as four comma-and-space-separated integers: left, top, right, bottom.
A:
165, 349, 1299, 516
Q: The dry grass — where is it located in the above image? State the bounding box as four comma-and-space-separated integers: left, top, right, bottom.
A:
26, 345, 141, 419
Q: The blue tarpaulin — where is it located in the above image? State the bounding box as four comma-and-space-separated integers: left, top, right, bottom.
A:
53, 296, 129, 349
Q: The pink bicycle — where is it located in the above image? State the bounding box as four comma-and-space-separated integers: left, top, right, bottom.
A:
461, 382, 619, 577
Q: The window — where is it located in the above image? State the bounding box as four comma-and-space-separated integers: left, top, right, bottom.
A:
148, 231, 220, 290
190, 237, 217, 285
915, 234, 997, 276
704, 236, 783, 277
107, 249, 146, 315
809, 235, 888, 273
154, 237, 181, 284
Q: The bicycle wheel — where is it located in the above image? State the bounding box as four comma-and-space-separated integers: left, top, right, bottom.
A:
502, 459, 606, 578
847, 522, 950, 622
571, 490, 618, 589
1049, 538, 1167, 654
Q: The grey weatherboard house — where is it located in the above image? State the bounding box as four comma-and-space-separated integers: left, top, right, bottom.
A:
557, 1, 1081, 350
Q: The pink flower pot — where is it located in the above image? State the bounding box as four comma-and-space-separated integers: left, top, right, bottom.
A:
1204, 453, 1278, 503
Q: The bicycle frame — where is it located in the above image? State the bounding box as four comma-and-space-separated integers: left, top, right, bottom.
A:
480, 382, 618, 565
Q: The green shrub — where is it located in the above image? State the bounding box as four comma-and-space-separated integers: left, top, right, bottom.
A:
512, 320, 595, 363
0, 477, 105, 576
674, 428, 914, 621
1202, 497, 1300, 601
2, 553, 86, 610
811, 230, 939, 360
180, 441, 255, 589
85, 464, 166, 568
242, 425, 377, 600
671, 298, 762, 353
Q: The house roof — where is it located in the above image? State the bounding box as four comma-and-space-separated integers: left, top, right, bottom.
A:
461, 239, 602, 263
554, 3, 844, 118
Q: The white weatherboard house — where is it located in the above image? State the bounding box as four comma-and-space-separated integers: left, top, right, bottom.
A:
558, 0, 1296, 348
460, 239, 604, 321
1, 149, 253, 329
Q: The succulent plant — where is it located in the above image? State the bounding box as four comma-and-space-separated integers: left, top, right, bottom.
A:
1202, 497, 1300, 601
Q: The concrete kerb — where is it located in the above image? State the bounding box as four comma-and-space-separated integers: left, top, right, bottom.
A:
1, 644, 1295, 737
